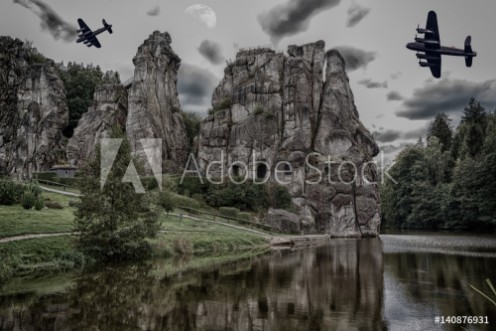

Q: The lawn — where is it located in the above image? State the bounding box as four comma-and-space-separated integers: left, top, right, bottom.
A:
0, 192, 76, 238
0, 192, 270, 283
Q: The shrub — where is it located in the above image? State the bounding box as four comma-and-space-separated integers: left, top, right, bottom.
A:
68, 199, 79, 208
237, 212, 252, 221
34, 171, 57, 181
177, 176, 210, 196
141, 177, 159, 191
34, 197, 45, 211
21, 192, 36, 210
169, 193, 201, 210
24, 182, 42, 197
219, 207, 240, 219
191, 193, 205, 206
45, 201, 64, 209
163, 176, 178, 192
0, 178, 24, 205
172, 237, 193, 256
157, 192, 175, 214
268, 184, 292, 210
206, 181, 269, 211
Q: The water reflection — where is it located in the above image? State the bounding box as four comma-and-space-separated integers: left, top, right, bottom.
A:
0, 235, 495, 331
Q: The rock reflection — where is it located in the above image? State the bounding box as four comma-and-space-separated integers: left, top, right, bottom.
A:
0, 239, 386, 331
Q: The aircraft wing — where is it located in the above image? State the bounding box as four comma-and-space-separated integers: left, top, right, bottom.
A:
86, 36, 101, 48
425, 11, 440, 46
77, 18, 92, 35
426, 52, 441, 78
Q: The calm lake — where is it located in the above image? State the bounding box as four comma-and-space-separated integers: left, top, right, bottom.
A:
1, 233, 495, 330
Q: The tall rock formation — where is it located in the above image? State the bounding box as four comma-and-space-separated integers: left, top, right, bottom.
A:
126, 31, 188, 173
0, 37, 68, 179
66, 84, 128, 165
198, 42, 381, 237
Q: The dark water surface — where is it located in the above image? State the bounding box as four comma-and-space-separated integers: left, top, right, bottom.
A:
1, 233, 496, 330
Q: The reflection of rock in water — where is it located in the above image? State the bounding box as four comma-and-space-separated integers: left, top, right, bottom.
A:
155, 239, 386, 331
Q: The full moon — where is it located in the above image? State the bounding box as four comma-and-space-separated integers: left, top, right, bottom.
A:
185, 4, 217, 29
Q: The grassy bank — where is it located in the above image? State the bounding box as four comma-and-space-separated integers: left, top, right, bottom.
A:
0, 192, 270, 283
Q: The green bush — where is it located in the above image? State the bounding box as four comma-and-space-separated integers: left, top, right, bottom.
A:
237, 212, 252, 221
34, 172, 57, 181
0, 178, 24, 205
163, 176, 178, 192
206, 181, 269, 211
51, 177, 79, 187
24, 181, 42, 197
21, 192, 36, 210
34, 197, 45, 211
141, 177, 159, 191
177, 176, 210, 196
268, 184, 292, 209
157, 192, 175, 214
191, 193, 205, 206
219, 207, 240, 219
169, 193, 201, 210
68, 199, 79, 208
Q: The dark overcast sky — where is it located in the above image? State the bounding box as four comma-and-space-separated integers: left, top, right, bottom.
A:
2, 0, 496, 154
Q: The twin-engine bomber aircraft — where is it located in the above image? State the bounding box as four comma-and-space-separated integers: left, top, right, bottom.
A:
406, 11, 477, 78
76, 18, 113, 48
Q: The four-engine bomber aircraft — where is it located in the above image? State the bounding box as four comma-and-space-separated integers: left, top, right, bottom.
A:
406, 11, 477, 78
76, 18, 113, 48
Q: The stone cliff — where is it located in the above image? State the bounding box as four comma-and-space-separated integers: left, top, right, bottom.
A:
126, 31, 188, 172
198, 42, 381, 237
66, 84, 128, 164
0, 37, 68, 179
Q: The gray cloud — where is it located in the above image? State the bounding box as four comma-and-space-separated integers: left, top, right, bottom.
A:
198, 40, 225, 65
396, 78, 496, 120
358, 79, 387, 89
346, 3, 370, 27
334, 46, 377, 71
403, 126, 428, 140
147, 5, 160, 17
178, 64, 219, 108
13, 0, 77, 42
258, 0, 341, 44
373, 129, 402, 143
390, 71, 402, 80
387, 91, 404, 101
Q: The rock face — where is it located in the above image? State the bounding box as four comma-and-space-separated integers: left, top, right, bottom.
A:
0, 37, 68, 179
66, 84, 128, 165
198, 42, 381, 237
126, 31, 188, 173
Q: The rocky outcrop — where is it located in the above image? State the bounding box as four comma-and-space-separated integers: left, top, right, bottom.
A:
66, 84, 128, 165
0, 37, 68, 179
126, 31, 188, 173
198, 42, 381, 237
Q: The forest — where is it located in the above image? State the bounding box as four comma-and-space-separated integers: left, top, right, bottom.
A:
381, 98, 496, 231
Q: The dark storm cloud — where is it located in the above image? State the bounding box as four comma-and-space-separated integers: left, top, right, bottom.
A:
13, 0, 77, 42
334, 46, 377, 71
373, 129, 402, 143
178, 64, 219, 107
198, 40, 225, 65
258, 0, 341, 44
387, 91, 404, 101
396, 78, 496, 120
358, 79, 387, 89
346, 3, 370, 27
147, 5, 160, 17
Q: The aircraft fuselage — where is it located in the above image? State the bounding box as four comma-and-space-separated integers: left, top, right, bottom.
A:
77, 27, 111, 43
406, 42, 477, 57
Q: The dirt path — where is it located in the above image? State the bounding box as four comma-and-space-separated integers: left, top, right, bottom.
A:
0, 232, 75, 244
39, 186, 82, 197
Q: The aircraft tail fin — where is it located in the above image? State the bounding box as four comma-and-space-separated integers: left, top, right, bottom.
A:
464, 36, 473, 67
103, 19, 113, 34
